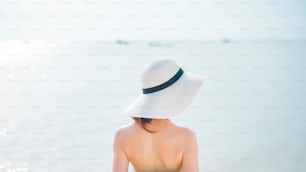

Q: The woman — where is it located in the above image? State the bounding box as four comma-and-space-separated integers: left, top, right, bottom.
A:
112, 59, 212, 172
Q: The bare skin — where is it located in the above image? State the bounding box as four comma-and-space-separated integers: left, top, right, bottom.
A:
112, 119, 199, 172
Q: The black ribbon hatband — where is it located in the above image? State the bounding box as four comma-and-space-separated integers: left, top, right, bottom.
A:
142, 68, 184, 94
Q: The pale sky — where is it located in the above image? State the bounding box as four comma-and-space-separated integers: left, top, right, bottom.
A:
0, 0, 305, 41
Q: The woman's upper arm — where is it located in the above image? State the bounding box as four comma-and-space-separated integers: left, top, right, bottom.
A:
112, 129, 129, 172
182, 129, 199, 172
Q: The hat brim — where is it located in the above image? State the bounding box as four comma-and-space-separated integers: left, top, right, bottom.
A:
123, 71, 209, 119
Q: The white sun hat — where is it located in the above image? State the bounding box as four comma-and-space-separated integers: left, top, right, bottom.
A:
123, 59, 211, 119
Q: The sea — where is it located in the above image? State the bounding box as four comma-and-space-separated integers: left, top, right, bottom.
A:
0, 40, 305, 172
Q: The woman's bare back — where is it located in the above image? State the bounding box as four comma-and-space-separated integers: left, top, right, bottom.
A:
112, 119, 199, 172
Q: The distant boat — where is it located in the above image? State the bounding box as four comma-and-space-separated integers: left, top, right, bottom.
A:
116, 39, 129, 45
148, 42, 173, 47
222, 38, 230, 44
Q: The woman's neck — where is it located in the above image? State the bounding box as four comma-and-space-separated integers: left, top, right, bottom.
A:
146, 119, 173, 131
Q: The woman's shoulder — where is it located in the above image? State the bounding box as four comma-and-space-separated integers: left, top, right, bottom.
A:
172, 123, 196, 134
169, 124, 198, 141
114, 122, 138, 139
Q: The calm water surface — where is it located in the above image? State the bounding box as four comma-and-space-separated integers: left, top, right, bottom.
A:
0, 40, 305, 172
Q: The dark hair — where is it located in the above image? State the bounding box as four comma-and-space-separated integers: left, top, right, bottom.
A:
132, 117, 157, 133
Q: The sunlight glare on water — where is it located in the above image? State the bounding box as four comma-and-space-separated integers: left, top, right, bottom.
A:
0, 40, 305, 172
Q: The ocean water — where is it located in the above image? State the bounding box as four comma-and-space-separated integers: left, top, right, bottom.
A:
0, 40, 306, 172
